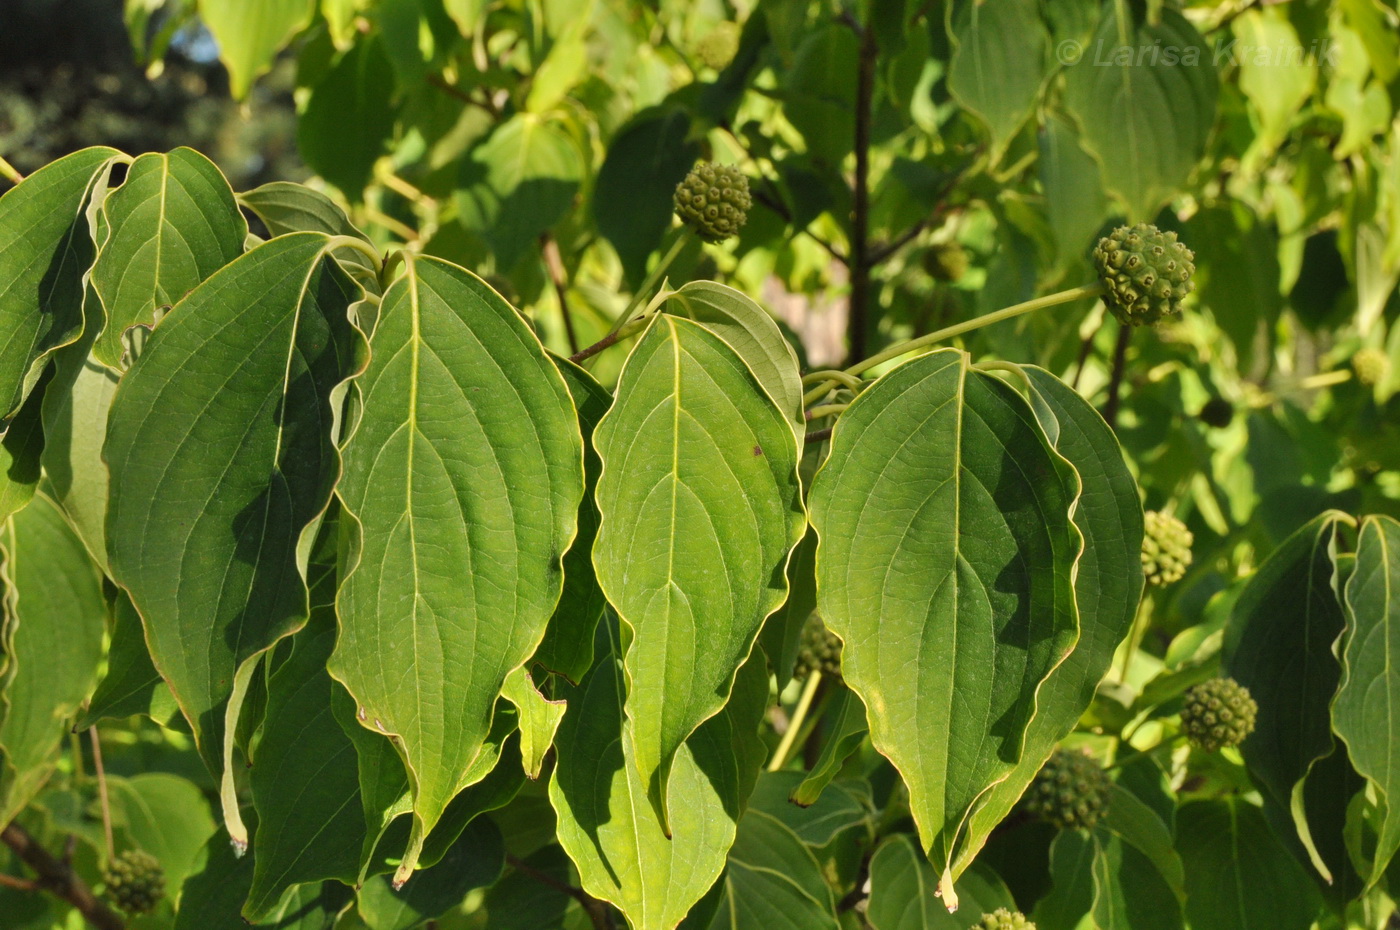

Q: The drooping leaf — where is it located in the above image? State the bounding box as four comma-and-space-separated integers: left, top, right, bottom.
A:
1333, 514, 1400, 885
456, 114, 583, 269
1096, 785, 1186, 903
530, 357, 610, 684
954, 365, 1140, 874
700, 810, 839, 930
201, 0, 316, 99
0, 494, 106, 824
947, 0, 1049, 159
77, 589, 173, 728
501, 667, 566, 780
790, 686, 868, 809
356, 817, 505, 930
0, 146, 119, 418
245, 547, 367, 921
549, 628, 769, 930
807, 349, 1081, 901
665, 280, 805, 431
89, 147, 246, 369
1063, 7, 1217, 220
331, 254, 583, 883
591, 315, 804, 825
1176, 799, 1320, 930
866, 835, 1017, 930
299, 35, 397, 197
1034, 830, 1097, 930
105, 232, 364, 779
1224, 511, 1349, 881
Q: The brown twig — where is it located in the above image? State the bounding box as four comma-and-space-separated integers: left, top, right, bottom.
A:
568, 328, 625, 365
845, 23, 879, 365
425, 74, 499, 116
0, 871, 39, 891
1103, 323, 1131, 428
505, 853, 611, 930
1, 823, 125, 930
804, 427, 833, 444
750, 188, 848, 266
89, 728, 114, 861
541, 233, 580, 355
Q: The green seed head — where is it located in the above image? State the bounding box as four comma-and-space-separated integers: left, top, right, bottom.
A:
977, 907, 1036, 930
103, 849, 164, 915
696, 22, 741, 71
1181, 677, 1257, 753
1353, 348, 1389, 387
1093, 224, 1196, 325
673, 161, 751, 243
793, 614, 842, 681
1141, 510, 1193, 587
1024, 748, 1111, 831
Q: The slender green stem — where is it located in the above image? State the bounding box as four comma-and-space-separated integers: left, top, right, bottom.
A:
1108, 733, 1185, 771
768, 672, 822, 772
805, 403, 849, 420
802, 282, 1106, 407
604, 231, 691, 339
801, 369, 864, 392
0, 156, 23, 184
569, 316, 649, 365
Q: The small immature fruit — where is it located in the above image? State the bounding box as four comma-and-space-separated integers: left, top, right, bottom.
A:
674, 161, 751, 243
103, 849, 164, 915
793, 614, 842, 681
1024, 748, 1111, 830
923, 242, 969, 282
1093, 224, 1196, 325
977, 907, 1036, 929
696, 22, 741, 71
1141, 510, 1192, 587
1353, 347, 1389, 387
1198, 396, 1233, 428
1181, 677, 1257, 753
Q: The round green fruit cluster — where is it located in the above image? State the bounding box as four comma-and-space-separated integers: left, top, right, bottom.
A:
1093, 224, 1196, 325
793, 614, 842, 681
1025, 748, 1111, 830
674, 162, 751, 243
923, 242, 969, 282
977, 907, 1036, 929
696, 22, 741, 71
103, 849, 164, 915
1353, 348, 1389, 387
1181, 677, 1257, 753
1141, 510, 1192, 587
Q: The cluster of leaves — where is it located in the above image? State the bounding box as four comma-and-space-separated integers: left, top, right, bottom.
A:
1, 0, 1399, 929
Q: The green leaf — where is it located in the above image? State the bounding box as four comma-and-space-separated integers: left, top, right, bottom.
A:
457, 114, 583, 270
749, 771, 868, 847
77, 589, 173, 728
1039, 113, 1110, 264
236, 181, 379, 294
501, 667, 566, 780
1187, 203, 1282, 369
299, 35, 397, 197
201, 0, 316, 99
1176, 799, 1321, 930
592, 315, 804, 825
530, 357, 610, 684
0, 146, 119, 418
1087, 830, 1184, 930
549, 631, 769, 930
0, 495, 105, 823
593, 107, 701, 285
105, 232, 364, 778
665, 280, 805, 431
1063, 7, 1217, 220
1224, 511, 1349, 881
331, 254, 583, 883
954, 366, 1141, 874
356, 817, 504, 930
1097, 785, 1185, 901
108, 772, 217, 900
782, 25, 858, 167
89, 147, 246, 369
867, 835, 1017, 930
946, 0, 1049, 159
176, 826, 352, 930
789, 686, 868, 809
807, 349, 1081, 899
761, 526, 818, 691
0, 367, 49, 526
1034, 831, 1097, 930
702, 810, 839, 930
245, 555, 367, 920
1333, 514, 1400, 885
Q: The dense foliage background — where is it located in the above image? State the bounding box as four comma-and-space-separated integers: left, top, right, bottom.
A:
2, 0, 1400, 928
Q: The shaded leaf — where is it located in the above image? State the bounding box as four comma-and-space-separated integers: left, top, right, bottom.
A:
108, 772, 217, 900
790, 686, 868, 809
77, 589, 172, 728
357, 817, 504, 930
947, 0, 1049, 159
702, 810, 839, 930
299, 36, 397, 197
867, 834, 1016, 930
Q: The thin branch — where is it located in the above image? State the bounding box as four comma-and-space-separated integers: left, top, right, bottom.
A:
845, 22, 879, 365
505, 853, 611, 930
426, 74, 498, 116
88, 729, 114, 861
1, 823, 125, 930
750, 188, 848, 266
1103, 323, 1131, 428
0, 871, 39, 891
541, 233, 580, 355
804, 427, 833, 444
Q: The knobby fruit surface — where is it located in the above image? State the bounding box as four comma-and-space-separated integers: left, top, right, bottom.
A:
1181, 677, 1257, 753
1024, 748, 1111, 831
1142, 510, 1193, 587
674, 161, 751, 243
1093, 224, 1196, 325
103, 849, 165, 915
